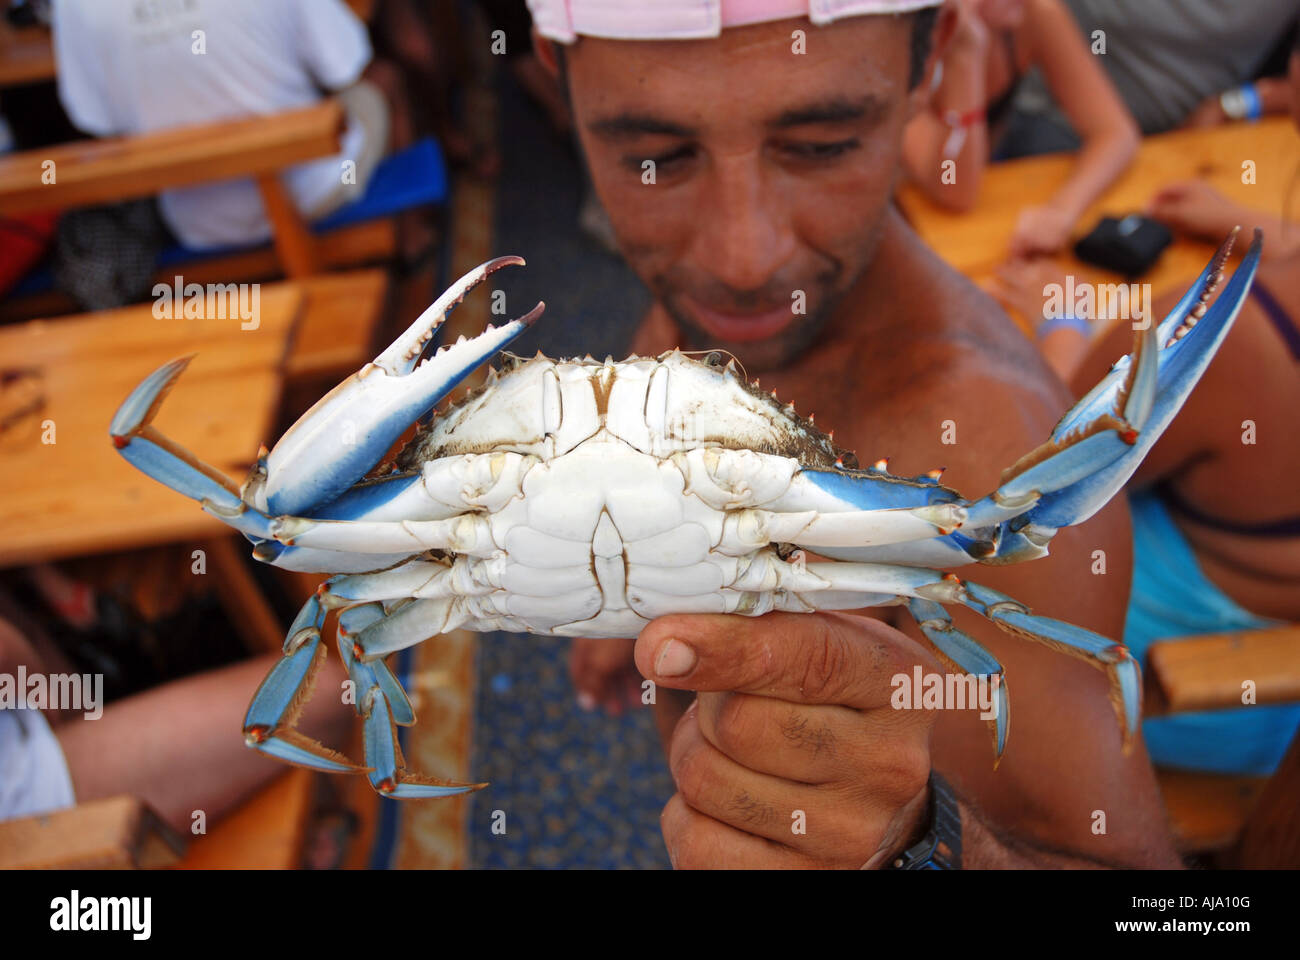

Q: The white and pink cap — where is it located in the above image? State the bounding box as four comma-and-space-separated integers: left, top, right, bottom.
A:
526, 0, 943, 43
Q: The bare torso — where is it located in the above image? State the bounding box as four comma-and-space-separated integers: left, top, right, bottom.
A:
634, 210, 1170, 859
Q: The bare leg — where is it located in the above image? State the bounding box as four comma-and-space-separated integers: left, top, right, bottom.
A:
55, 652, 350, 835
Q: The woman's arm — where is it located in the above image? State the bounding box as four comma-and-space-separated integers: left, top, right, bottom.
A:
1009, 0, 1140, 256
901, 2, 991, 211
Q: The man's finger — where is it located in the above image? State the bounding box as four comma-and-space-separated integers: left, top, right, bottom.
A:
670, 697, 900, 864
636, 611, 931, 708
661, 793, 820, 869
695, 690, 877, 784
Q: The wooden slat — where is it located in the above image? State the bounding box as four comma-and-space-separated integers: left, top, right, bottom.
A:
204, 535, 286, 655
0, 100, 344, 215
289, 269, 388, 378
1156, 768, 1268, 854
0, 795, 185, 869
0, 220, 397, 327
256, 173, 320, 278
174, 769, 315, 869
0, 22, 54, 89
0, 286, 302, 567
1144, 624, 1300, 716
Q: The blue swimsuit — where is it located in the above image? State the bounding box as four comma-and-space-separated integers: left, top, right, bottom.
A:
1123, 281, 1300, 776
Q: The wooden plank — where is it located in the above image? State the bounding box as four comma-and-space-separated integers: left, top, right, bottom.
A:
1156, 768, 1268, 854
0, 286, 302, 567
897, 119, 1300, 313
0, 795, 185, 869
289, 269, 388, 378
256, 173, 320, 278
0, 220, 397, 327
0, 100, 344, 215
174, 769, 315, 869
205, 535, 286, 655
0, 22, 54, 89
1144, 624, 1300, 716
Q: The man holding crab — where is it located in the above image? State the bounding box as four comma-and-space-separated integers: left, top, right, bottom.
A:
532, 0, 1184, 869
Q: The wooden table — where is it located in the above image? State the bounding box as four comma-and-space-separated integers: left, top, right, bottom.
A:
0, 285, 303, 567
0, 21, 54, 89
897, 118, 1300, 308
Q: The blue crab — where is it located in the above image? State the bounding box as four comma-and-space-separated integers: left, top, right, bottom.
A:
110, 234, 1261, 798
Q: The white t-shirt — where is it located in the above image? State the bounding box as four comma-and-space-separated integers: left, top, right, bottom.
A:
0, 710, 76, 821
52, 0, 372, 249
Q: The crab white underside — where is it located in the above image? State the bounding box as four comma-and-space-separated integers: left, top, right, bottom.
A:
109, 237, 1262, 797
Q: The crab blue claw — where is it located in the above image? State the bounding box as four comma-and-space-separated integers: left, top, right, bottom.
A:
1030, 228, 1260, 532
109, 355, 275, 539
956, 229, 1262, 558
262, 257, 545, 517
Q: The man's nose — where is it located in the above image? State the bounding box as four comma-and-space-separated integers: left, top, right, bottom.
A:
692, 155, 795, 294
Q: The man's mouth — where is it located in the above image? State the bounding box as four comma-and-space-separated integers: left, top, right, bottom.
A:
683, 297, 797, 343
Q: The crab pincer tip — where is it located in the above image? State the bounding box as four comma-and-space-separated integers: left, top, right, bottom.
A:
486, 254, 526, 272
519, 301, 545, 326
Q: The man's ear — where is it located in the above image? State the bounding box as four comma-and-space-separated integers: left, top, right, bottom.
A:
533, 26, 561, 77
905, 1, 959, 122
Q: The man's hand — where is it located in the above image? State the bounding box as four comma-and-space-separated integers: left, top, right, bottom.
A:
636, 611, 937, 869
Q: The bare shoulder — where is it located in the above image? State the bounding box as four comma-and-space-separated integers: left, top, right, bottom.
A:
853, 228, 1073, 492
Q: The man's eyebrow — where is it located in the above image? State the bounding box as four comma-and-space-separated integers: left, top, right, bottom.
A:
587, 113, 699, 139
767, 97, 888, 128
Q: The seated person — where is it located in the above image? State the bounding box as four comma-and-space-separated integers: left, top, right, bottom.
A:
1007, 34, 1300, 775
903, 0, 1139, 258
1005, 0, 1299, 146
50, 0, 400, 250
0, 611, 348, 833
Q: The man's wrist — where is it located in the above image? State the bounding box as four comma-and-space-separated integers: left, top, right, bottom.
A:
1220, 84, 1262, 122
888, 772, 963, 869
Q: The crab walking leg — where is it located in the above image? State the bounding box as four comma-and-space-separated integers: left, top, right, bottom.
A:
272, 513, 499, 556
109, 357, 276, 540
905, 598, 1010, 761
785, 561, 1141, 747
261, 257, 544, 517
340, 596, 474, 661
332, 600, 484, 797
242, 592, 364, 773
251, 452, 537, 571
358, 683, 486, 798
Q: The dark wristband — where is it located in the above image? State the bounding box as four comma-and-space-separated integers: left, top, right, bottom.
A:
889, 772, 962, 870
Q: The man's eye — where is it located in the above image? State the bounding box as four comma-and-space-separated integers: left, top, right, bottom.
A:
780, 139, 861, 161
624, 145, 696, 173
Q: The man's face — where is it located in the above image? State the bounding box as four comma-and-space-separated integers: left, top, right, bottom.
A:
563, 16, 924, 371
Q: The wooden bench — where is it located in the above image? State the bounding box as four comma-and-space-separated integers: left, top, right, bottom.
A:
0, 102, 398, 382
1144, 624, 1300, 862
0, 21, 54, 90
0, 795, 185, 869
0, 100, 349, 278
